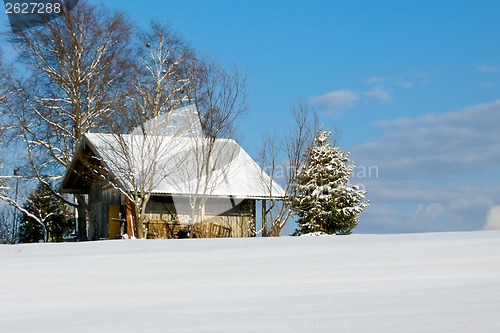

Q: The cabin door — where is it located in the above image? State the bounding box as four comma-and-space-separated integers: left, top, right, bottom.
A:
108, 204, 121, 239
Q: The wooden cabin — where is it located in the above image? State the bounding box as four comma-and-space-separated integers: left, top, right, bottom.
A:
61, 107, 284, 240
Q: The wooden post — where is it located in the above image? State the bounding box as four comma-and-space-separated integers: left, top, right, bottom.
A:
125, 197, 136, 238
262, 199, 267, 237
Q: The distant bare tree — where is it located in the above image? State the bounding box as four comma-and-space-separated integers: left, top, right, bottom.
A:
0, 205, 15, 244
0, 47, 9, 105
0, 47, 14, 152
0, 49, 8, 192
259, 100, 319, 236
0, 49, 11, 244
189, 59, 247, 140
0, 174, 33, 242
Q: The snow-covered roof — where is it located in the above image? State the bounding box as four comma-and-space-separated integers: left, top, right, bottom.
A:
63, 105, 284, 199
62, 133, 285, 200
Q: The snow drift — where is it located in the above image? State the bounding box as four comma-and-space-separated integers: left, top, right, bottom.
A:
1, 231, 499, 332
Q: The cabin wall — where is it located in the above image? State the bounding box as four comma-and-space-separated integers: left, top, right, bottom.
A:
86, 190, 257, 239
144, 197, 256, 238
88, 185, 121, 240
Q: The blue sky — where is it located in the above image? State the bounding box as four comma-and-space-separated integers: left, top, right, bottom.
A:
2, 1, 500, 234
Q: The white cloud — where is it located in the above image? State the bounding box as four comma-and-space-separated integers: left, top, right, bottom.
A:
311, 89, 358, 109
363, 99, 500, 179
484, 206, 500, 230
397, 81, 415, 88
313, 73, 427, 113
365, 76, 386, 85
449, 196, 494, 212
356, 177, 500, 233
352, 99, 500, 233
364, 86, 391, 102
478, 64, 500, 73
311, 86, 393, 113
366, 73, 429, 89
415, 72, 432, 86
416, 203, 444, 220
481, 82, 495, 88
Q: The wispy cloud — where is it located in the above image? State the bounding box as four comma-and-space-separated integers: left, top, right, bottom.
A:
367, 99, 500, 178
364, 86, 391, 102
352, 99, 500, 233
365, 76, 386, 85
367, 73, 430, 89
397, 81, 415, 88
313, 72, 430, 114
478, 64, 500, 73
416, 202, 445, 220
481, 82, 495, 88
414, 72, 432, 86
312, 86, 392, 112
311, 89, 359, 109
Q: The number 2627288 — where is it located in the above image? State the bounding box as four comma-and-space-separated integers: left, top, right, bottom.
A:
5, 2, 62, 14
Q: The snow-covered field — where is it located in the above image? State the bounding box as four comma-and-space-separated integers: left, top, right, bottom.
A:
1, 231, 499, 333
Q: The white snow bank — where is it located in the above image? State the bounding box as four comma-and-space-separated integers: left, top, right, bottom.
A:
299, 231, 334, 236
1, 231, 500, 333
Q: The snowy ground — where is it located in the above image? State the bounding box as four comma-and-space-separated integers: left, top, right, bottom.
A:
1, 231, 500, 333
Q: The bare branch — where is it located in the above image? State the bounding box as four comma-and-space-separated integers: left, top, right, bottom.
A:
259, 99, 318, 236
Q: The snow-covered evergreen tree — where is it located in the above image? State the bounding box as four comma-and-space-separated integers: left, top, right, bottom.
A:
18, 184, 73, 243
293, 130, 369, 235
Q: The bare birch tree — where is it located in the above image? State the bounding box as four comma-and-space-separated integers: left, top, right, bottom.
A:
113, 22, 193, 238
175, 59, 248, 237
120, 21, 195, 132
2, 1, 134, 240
105, 41, 248, 238
259, 100, 318, 236
92, 22, 194, 238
